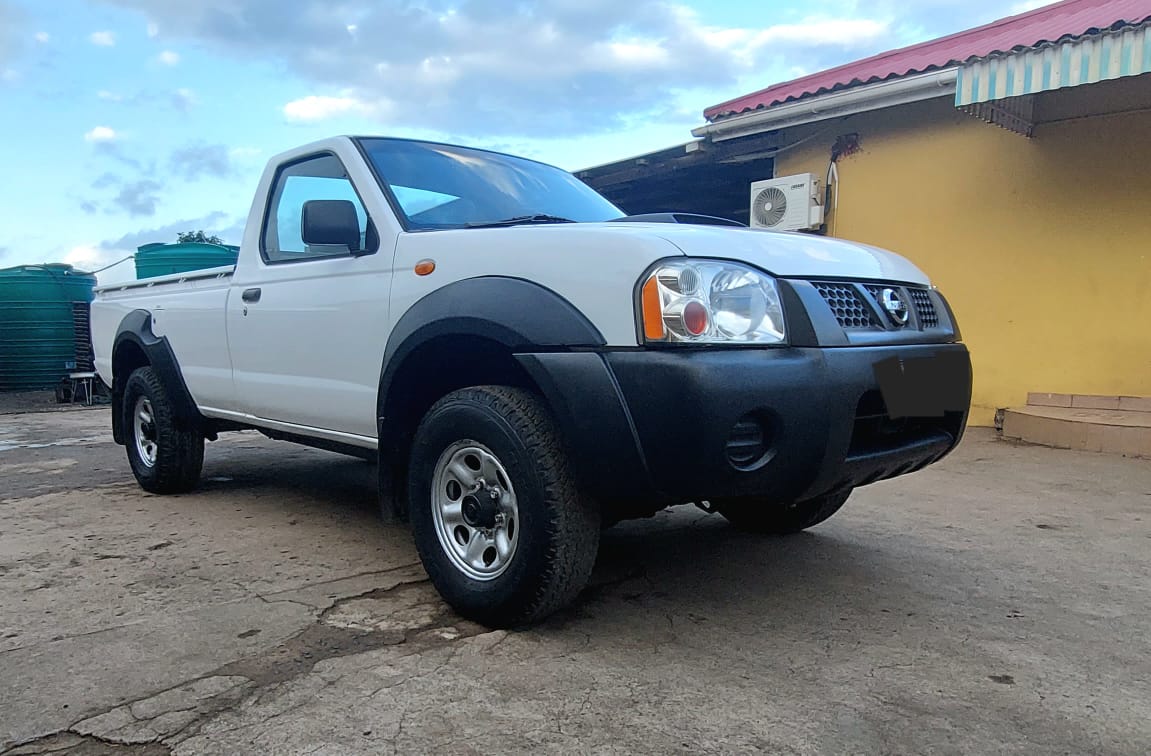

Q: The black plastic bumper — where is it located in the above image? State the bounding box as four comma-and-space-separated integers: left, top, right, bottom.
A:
517, 344, 971, 512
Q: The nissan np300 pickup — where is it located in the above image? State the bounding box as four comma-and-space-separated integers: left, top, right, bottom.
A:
91, 136, 971, 626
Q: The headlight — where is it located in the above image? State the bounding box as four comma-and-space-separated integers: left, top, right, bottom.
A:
639, 260, 786, 345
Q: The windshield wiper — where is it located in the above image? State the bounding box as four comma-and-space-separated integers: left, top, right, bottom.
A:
465, 214, 577, 229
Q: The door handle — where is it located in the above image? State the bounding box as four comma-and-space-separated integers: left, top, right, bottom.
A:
241, 288, 262, 303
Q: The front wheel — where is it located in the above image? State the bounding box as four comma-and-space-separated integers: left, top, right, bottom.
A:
122, 366, 204, 494
408, 386, 599, 627
714, 489, 852, 534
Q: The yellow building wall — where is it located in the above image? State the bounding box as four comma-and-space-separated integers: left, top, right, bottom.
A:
775, 97, 1151, 426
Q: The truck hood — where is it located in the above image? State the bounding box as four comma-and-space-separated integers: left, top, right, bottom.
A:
585, 222, 930, 284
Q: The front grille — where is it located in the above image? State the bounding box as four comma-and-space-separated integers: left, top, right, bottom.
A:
909, 288, 939, 328
858, 284, 940, 330
813, 283, 876, 329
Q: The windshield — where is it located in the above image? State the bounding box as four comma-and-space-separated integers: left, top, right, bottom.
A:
357, 138, 623, 230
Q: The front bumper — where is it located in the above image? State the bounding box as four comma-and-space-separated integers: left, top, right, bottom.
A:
517, 343, 971, 511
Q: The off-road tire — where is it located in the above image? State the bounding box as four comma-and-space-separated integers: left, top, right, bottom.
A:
408, 386, 600, 627
715, 489, 852, 534
123, 366, 204, 494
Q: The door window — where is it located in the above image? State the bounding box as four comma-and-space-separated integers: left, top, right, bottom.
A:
261, 153, 376, 263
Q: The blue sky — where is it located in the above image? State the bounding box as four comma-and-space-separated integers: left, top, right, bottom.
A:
0, 0, 1051, 281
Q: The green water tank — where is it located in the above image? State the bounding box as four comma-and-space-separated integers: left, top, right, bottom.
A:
0, 263, 97, 391
134, 241, 239, 279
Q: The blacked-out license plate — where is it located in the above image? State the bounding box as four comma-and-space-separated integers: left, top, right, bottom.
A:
873, 352, 969, 419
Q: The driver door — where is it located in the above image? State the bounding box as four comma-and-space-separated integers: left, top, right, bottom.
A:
226, 152, 394, 440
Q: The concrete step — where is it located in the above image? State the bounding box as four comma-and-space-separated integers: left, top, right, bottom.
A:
1001, 401, 1151, 458
1027, 392, 1151, 412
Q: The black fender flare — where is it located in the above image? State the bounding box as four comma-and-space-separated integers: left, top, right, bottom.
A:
110, 310, 202, 444
375, 276, 605, 449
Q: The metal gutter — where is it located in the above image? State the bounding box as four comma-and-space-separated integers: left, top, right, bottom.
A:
692, 68, 959, 141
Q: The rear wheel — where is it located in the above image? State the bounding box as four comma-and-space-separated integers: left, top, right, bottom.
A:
123, 366, 204, 494
714, 489, 852, 534
408, 386, 599, 627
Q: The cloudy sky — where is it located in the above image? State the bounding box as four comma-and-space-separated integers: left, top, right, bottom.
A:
0, 0, 1052, 280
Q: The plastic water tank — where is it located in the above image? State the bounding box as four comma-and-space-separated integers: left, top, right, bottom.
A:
0, 264, 97, 391
134, 241, 239, 279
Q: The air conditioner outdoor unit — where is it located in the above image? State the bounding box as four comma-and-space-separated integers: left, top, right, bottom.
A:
748, 174, 824, 232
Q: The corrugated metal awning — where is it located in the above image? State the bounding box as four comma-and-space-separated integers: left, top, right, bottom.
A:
956, 21, 1151, 106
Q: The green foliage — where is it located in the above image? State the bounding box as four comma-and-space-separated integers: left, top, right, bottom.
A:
176, 230, 225, 245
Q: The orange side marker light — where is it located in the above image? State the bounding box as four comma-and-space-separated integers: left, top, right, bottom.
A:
415, 259, 436, 276
641, 276, 665, 341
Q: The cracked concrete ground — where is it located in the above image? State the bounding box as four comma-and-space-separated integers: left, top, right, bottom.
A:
2, 406, 1150, 754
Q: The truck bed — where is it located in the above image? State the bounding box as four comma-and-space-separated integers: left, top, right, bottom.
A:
91, 265, 236, 411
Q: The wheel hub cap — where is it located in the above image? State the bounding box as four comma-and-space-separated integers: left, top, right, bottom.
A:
461, 486, 501, 529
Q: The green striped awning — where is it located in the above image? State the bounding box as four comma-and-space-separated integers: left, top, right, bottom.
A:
956, 22, 1151, 106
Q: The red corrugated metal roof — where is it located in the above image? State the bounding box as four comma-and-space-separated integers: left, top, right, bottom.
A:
704, 0, 1151, 121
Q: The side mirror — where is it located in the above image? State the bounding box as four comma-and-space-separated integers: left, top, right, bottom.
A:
301, 199, 361, 253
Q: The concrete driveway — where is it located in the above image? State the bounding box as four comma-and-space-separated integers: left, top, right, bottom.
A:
2, 407, 1149, 754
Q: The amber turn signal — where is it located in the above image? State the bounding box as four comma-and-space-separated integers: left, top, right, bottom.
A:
414, 259, 436, 276
641, 276, 665, 340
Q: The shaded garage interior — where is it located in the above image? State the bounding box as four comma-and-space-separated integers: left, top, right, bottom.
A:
577, 135, 777, 225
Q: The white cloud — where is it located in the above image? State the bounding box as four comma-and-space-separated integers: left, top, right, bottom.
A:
701, 17, 890, 66
99, 0, 904, 135
65, 244, 111, 271
34, 31, 49, 43
147, 22, 159, 38
282, 95, 380, 122
89, 30, 115, 47
157, 50, 180, 65
83, 126, 117, 142
603, 40, 671, 67
97, 90, 123, 102
65, 243, 142, 281
93, 0, 1040, 136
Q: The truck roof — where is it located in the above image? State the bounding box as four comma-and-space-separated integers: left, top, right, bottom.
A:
271, 135, 568, 174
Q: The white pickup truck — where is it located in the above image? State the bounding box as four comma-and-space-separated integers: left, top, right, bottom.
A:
92, 136, 971, 626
